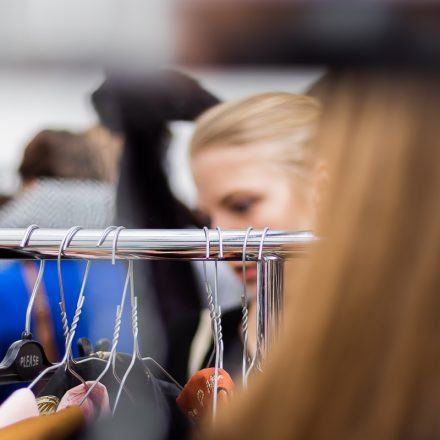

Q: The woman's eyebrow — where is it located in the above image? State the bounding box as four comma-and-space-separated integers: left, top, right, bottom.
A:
219, 192, 258, 208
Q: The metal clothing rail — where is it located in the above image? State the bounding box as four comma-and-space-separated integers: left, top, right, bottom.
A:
0, 228, 316, 261
0, 228, 317, 363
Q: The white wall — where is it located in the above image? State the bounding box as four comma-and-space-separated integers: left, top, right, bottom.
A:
0, 67, 103, 193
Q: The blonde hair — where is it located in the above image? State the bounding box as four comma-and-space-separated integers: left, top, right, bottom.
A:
190, 92, 321, 172
204, 71, 440, 439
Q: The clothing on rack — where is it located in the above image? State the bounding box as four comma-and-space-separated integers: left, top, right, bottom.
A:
0, 388, 39, 428
37, 352, 190, 439
57, 382, 110, 423
176, 368, 234, 422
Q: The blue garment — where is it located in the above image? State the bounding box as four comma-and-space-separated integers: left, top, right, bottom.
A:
0, 260, 134, 401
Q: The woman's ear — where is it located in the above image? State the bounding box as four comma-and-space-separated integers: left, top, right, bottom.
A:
313, 160, 329, 217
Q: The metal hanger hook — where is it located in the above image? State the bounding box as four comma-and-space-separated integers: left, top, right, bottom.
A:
21, 225, 43, 338
203, 226, 210, 260
215, 226, 224, 259
112, 226, 126, 265
258, 227, 270, 261
57, 227, 82, 338
20, 224, 39, 248
241, 226, 253, 387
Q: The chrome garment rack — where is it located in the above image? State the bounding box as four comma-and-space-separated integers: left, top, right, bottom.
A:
0, 228, 317, 360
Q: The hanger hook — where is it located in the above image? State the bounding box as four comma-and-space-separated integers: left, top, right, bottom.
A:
96, 226, 118, 247
112, 226, 125, 265
215, 226, 224, 259
241, 227, 253, 387
21, 225, 43, 339
20, 224, 39, 248
203, 226, 210, 260
57, 227, 82, 341
258, 227, 269, 261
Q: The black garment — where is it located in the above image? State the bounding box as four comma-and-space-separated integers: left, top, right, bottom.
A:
38, 353, 189, 440
92, 71, 220, 384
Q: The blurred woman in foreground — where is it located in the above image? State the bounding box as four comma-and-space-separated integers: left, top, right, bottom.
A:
205, 70, 440, 439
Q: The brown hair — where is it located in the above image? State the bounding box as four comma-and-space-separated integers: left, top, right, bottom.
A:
19, 127, 122, 184
190, 92, 321, 173
205, 70, 440, 439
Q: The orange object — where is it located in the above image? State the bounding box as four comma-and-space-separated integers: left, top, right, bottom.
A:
176, 368, 234, 422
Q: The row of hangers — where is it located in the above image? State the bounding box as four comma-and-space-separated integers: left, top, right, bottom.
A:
0, 224, 270, 418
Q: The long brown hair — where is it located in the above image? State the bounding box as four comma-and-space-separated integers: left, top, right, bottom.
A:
205, 70, 440, 439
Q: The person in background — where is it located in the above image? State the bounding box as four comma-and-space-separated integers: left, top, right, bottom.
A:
91, 71, 230, 387
189, 92, 325, 378
0, 127, 122, 228
204, 70, 440, 439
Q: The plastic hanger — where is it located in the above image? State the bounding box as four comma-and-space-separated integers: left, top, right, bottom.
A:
0, 225, 54, 384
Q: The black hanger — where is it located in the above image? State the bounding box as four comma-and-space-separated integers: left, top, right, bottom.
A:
77, 338, 93, 357
0, 225, 54, 384
0, 331, 53, 385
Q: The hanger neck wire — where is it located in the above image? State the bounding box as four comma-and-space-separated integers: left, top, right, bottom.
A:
112, 261, 136, 415
57, 226, 82, 344
24, 259, 45, 337
245, 227, 269, 382
241, 227, 253, 388
211, 226, 225, 421
79, 263, 130, 405
21, 224, 42, 338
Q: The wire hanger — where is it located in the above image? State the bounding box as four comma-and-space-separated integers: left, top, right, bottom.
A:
72, 226, 136, 404
79, 226, 133, 405
111, 259, 137, 414
212, 226, 225, 420
28, 227, 91, 389
114, 253, 184, 413
202, 227, 218, 369
245, 227, 269, 382
201, 227, 223, 420
241, 226, 253, 388
0, 225, 53, 384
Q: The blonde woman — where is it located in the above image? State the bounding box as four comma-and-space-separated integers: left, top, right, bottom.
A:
188, 92, 325, 377
202, 71, 440, 438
